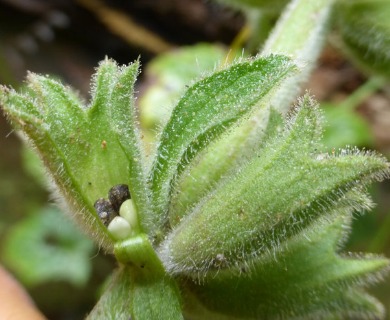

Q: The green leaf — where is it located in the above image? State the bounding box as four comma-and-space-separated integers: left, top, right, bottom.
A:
168, 107, 284, 227
139, 43, 228, 141
114, 234, 184, 319
131, 275, 183, 320
181, 215, 388, 319
160, 95, 389, 276
89, 235, 184, 320
2, 207, 94, 287
0, 59, 148, 250
106, 61, 153, 234
336, 0, 390, 78
149, 55, 297, 232
86, 268, 132, 320
322, 103, 374, 149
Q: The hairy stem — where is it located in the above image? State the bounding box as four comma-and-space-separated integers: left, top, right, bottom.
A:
261, 0, 335, 113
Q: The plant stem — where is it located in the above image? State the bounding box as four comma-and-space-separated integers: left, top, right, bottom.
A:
261, 0, 335, 113
340, 77, 386, 111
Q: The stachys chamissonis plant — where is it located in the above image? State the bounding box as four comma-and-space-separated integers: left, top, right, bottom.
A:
1, 55, 389, 320
1, 0, 390, 319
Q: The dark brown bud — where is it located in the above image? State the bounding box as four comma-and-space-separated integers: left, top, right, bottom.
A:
94, 198, 117, 226
108, 184, 131, 212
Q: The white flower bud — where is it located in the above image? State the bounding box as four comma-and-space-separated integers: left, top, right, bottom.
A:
108, 216, 132, 240
119, 199, 139, 231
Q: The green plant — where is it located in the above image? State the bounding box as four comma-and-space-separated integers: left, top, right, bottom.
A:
1, 0, 390, 319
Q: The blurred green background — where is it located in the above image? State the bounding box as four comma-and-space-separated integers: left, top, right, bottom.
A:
0, 1, 389, 319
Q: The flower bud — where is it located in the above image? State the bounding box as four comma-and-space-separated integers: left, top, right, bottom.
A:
108, 216, 132, 240
119, 199, 139, 233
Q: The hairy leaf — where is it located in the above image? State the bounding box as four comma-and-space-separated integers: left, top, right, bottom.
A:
113, 234, 183, 320
149, 55, 297, 233
181, 215, 388, 319
86, 268, 132, 320
87, 265, 183, 320
168, 107, 284, 227
139, 43, 228, 143
107, 61, 153, 234
0, 59, 147, 250
160, 96, 389, 276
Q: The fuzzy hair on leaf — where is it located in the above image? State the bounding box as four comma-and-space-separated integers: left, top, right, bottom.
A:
159, 95, 390, 278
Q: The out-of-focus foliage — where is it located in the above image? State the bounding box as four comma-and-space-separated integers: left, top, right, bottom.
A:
2, 206, 94, 287
139, 43, 229, 144
322, 104, 374, 149
214, 0, 288, 12
336, 0, 390, 78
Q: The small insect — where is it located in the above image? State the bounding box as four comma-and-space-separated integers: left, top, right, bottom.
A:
108, 184, 131, 212
94, 198, 117, 226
